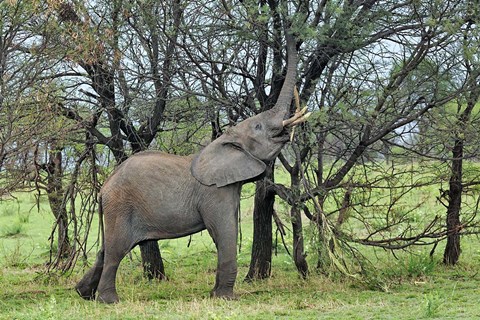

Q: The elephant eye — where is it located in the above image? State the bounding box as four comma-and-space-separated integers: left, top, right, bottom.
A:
255, 123, 262, 131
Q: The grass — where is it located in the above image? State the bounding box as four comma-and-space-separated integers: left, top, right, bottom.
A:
1, 191, 480, 319
1, 259, 479, 319
0, 200, 29, 237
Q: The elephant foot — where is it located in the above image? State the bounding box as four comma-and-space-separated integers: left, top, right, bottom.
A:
210, 287, 236, 300
75, 282, 96, 300
96, 289, 119, 304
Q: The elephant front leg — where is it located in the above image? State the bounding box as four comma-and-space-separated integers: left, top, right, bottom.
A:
211, 257, 237, 299
209, 228, 238, 299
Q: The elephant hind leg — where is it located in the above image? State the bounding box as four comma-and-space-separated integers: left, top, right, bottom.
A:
96, 230, 136, 303
75, 248, 105, 300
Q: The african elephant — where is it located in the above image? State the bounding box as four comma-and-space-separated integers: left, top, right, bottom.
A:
75, 32, 306, 303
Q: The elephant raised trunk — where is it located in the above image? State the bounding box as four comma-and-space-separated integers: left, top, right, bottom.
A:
269, 30, 299, 118
262, 31, 309, 141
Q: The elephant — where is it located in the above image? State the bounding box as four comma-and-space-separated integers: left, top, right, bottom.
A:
75, 32, 307, 303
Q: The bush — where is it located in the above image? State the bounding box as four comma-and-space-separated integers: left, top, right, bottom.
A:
1, 221, 24, 237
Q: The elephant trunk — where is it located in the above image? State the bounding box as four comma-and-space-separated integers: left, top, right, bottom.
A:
269, 30, 298, 121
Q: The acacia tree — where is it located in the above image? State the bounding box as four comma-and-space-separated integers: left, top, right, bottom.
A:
0, 0, 47, 196
0, 0, 190, 275
339, 5, 480, 266
440, 20, 480, 265
51, 0, 189, 278
0, 0, 83, 264
267, 0, 480, 275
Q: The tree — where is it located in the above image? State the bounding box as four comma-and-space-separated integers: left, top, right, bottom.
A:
0, 0, 81, 265
42, 0, 187, 277
443, 20, 480, 265
269, 0, 480, 275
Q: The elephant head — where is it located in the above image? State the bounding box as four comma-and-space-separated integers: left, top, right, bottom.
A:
191, 32, 305, 187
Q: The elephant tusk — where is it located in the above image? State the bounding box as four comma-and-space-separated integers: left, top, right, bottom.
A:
289, 87, 301, 141
289, 112, 312, 126
283, 107, 309, 127
284, 87, 312, 141
294, 86, 300, 113
288, 112, 312, 141
283, 86, 303, 127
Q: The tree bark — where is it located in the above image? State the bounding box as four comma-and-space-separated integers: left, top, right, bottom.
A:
443, 138, 463, 265
442, 58, 479, 264
140, 241, 166, 280
44, 145, 72, 262
289, 146, 309, 278
245, 167, 275, 281
291, 206, 308, 278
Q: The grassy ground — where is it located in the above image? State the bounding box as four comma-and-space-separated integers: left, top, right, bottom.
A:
1, 191, 480, 319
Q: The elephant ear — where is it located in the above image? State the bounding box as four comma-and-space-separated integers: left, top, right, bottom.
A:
191, 138, 266, 187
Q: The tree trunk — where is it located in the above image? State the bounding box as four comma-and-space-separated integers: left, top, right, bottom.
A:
140, 241, 166, 280
291, 206, 308, 278
245, 167, 275, 281
442, 69, 479, 264
290, 150, 309, 278
443, 138, 463, 265
45, 145, 72, 262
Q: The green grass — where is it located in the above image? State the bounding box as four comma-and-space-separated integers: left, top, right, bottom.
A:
1, 190, 480, 319
1, 256, 480, 319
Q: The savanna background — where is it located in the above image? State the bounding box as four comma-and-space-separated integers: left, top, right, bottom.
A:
1, 1, 480, 319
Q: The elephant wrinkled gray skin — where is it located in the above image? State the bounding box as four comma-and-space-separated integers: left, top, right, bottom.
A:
75, 32, 302, 304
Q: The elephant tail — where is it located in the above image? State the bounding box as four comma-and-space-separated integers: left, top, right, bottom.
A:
98, 193, 105, 248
